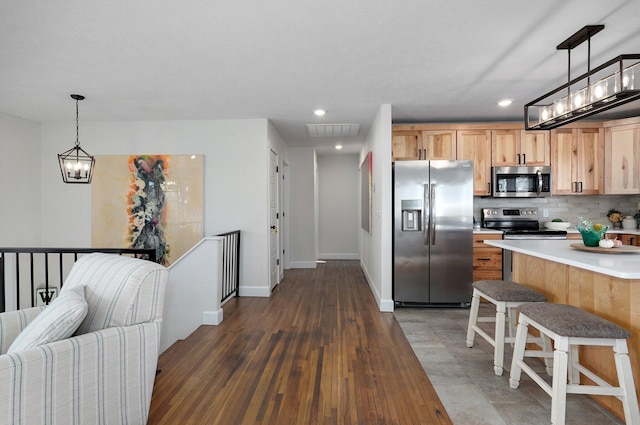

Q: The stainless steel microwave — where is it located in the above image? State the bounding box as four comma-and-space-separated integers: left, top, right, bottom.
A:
492, 166, 551, 198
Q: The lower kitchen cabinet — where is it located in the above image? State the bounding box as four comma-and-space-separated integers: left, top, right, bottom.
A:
473, 234, 502, 281
617, 233, 640, 246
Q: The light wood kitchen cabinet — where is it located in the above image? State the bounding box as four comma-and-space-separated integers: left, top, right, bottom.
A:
521, 130, 551, 166
617, 233, 640, 246
473, 234, 502, 281
604, 123, 640, 194
491, 129, 520, 166
392, 130, 457, 161
457, 130, 492, 195
551, 127, 604, 195
392, 131, 421, 161
421, 130, 457, 160
491, 129, 550, 166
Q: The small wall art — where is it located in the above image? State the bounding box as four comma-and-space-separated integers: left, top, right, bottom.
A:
360, 151, 372, 233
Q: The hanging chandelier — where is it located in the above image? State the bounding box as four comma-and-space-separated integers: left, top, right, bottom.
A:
57, 94, 95, 183
525, 25, 640, 130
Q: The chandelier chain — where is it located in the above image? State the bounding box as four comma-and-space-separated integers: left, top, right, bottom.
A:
75, 98, 80, 147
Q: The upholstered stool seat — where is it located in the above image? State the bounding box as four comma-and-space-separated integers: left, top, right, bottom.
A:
510, 303, 640, 425
466, 280, 548, 376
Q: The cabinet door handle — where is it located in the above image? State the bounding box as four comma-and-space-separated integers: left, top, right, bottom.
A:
478, 258, 491, 261
522, 153, 526, 165
517, 153, 521, 165
578, 181, 583, 193
631, 237, 635, 245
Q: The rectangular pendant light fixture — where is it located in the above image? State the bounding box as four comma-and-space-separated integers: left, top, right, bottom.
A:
58, 94, 95, 183
524, 25, 640, 130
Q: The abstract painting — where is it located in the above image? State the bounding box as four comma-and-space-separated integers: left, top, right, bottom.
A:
92, 154, 204, 265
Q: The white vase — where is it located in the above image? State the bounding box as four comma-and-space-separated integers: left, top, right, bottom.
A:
622, 217, 636, 229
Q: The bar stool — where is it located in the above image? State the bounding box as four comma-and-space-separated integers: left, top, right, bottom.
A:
466, 279, 548, 376
510, 303, 640, 425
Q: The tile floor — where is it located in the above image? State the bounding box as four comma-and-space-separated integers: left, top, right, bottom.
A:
395, 305, 625, 425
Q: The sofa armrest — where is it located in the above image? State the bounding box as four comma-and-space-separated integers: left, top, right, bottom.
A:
0, 321, 162, 425
0, 307, 45, 354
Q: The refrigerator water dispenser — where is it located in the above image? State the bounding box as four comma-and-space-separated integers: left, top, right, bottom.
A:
401, 199, 422, 231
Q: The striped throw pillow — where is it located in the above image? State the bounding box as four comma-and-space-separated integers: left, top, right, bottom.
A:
7, 286, 88, 353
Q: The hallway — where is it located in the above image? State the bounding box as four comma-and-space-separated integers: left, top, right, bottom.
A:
149, 260, 450, 424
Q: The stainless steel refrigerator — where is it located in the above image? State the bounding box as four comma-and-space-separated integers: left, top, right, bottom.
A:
393, 160, 473, 306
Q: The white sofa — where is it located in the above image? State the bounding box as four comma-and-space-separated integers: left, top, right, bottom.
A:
0, 253, 168, 425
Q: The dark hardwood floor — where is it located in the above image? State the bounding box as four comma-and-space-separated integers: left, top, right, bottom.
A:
148, 260, 452, 425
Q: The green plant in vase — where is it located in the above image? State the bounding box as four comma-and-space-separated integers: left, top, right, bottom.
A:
575, 217, 608, 247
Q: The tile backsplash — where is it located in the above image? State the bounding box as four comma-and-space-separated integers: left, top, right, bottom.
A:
474, 195, 640, 225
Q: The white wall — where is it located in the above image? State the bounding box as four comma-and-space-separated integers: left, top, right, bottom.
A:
0, 112, 41, 246
288, 147, 317, 268
39, 119, 280, 296
359, 104, 393, 312
317, 154, 359, 259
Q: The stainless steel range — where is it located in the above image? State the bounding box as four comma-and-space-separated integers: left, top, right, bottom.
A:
481, 207, 567, 239
481, 207, 567, 281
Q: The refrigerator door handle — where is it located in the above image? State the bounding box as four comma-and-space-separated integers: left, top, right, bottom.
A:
430, 184, 436, 245
424, 183, 430, 245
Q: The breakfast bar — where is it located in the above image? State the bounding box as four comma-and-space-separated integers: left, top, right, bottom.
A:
484, 239, 640, 420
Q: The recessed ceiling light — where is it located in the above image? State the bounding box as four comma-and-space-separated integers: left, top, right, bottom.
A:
497, 99, 513, 107
335, 144, 343, 150
314, 109, 326, 116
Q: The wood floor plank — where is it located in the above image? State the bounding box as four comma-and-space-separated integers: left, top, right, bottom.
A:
148, 260, 452, 425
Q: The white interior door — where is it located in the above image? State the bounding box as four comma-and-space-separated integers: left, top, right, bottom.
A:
269, 149, 280, 290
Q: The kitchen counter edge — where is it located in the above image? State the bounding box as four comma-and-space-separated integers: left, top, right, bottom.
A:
483, 239, 640, 279
473, 229, 503, 235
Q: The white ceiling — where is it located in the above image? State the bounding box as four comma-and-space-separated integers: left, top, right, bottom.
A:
2, 0, 640, 155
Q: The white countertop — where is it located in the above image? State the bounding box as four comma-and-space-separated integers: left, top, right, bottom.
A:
484, 239, 640, 279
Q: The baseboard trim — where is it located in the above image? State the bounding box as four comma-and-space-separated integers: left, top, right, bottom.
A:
238, 286, 272, 297
202, 309, 223, 325
360, 260, 394, 312
317, 253, 360, 260
289, 261, 317, 269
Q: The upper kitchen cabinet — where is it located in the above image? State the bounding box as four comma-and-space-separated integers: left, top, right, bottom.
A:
392, 131, 421, 161
422, 130, 457, 160
551, 127, 604, 195
457, 129, 492, 195
392, 129, 456, 161
521, 130, 551, 166
492, 129, 550, 166
604, 119, 640, 194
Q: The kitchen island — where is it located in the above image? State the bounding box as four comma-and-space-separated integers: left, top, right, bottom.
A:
484, 239, 640, 420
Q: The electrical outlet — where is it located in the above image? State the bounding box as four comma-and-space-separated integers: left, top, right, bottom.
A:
542, 208, 549, 218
